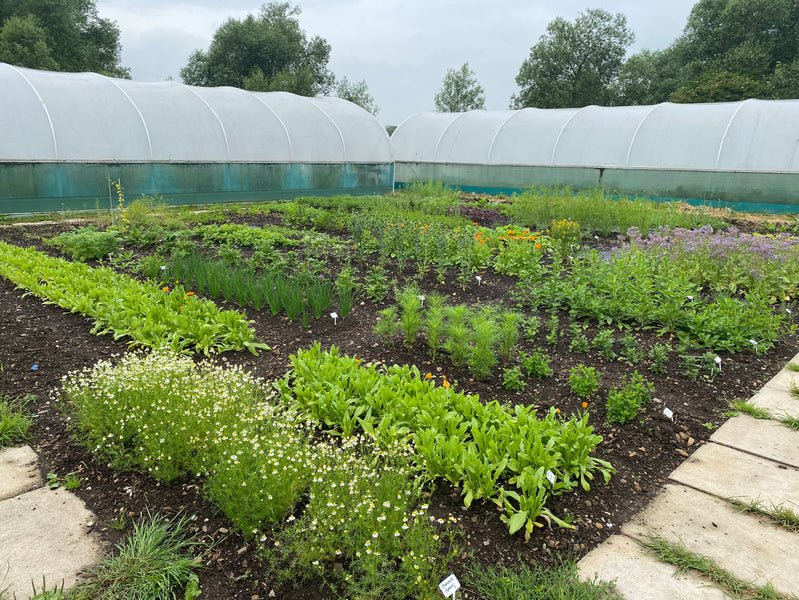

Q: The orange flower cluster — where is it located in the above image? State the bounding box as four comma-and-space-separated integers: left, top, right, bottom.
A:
496, 228, 543, 249
474, 230, 491, 245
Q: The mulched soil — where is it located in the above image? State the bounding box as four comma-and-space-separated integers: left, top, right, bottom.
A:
1, 214, 797, 599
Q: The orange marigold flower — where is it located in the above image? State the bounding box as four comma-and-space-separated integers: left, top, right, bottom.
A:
186, 291, 195, 296
426, 373, 433, 379
555, 408, 561, 414
535, 243, 542, 249
473, 222, 478, 226
162, 286, 169, 293
443, 380, 451, 389
582, 401, 588, 408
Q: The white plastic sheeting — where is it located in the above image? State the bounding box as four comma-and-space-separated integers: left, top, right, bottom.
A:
0, 62, 392, 163
392, 100, 799, 173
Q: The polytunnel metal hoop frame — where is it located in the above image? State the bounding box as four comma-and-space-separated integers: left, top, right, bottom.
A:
9, 64, 58, 158
98, 73, 154, 161
183, 84, 232, 160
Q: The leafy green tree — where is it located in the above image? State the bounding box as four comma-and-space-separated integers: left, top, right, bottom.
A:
180, 2, 334, 96
0, 14, 58, 70
335, 76, 378, 115
670, 70, 766, 103
667, 0, 799, 102
434, 63, 486, 112
0, 0, 127, 76
511, 9, 634, 109
610, 49, 681, 105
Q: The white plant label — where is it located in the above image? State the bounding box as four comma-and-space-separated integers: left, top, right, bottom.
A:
439, 574, 460, 598
546, 469, 556, 485
330, 312, 338, 324
475, 275, 482, 285
663, 407, 674, 421
418, 295, 426, 307
714, 356, 722, 368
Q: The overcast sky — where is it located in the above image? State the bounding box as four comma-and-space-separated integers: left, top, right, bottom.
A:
97, 0, 699, 125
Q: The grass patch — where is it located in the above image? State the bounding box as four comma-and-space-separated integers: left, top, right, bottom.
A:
728, 399, 771, 419
29, 512, 200, 600
780, 415, 799, 431
639, 533, 794, 600
726, 497, 799, 533
0, 395, 33, 447
464, 559, 621, 600
785, 363, 799, 372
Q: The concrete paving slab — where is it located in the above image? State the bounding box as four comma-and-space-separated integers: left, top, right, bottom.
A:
0, 445, 42, 501
711, 414, 799, 468
623, 484, 799, 596
762, 354, 799, 392
578, 534, 727, 600
749, 384, 799, 418
669, 442, 799, 507
0, 486, 104, 599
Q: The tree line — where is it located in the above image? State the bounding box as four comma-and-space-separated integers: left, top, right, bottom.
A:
440, 0, 799, 111
2, 0, 799, 116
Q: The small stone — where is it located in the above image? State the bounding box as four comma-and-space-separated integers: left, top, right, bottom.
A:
595, 522, 604, 530
675, 448, 689, 457
483, 540, 490, 546
628, 451, 637, 458
251, 595, 260, 600
436, 367, 442, 372
584, 500, 592, 507
237, 545, 248, 555
634, 482, 643, 493
268, 591, 276, 598
687, 437, 695, 447
218, 527, 229, 534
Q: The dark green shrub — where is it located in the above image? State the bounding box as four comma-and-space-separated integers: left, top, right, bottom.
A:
47, 227, 120, 261
568, 365, 600, 398
606, 371, 655, 424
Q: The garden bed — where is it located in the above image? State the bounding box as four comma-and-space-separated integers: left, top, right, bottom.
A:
1, 190, 797, 599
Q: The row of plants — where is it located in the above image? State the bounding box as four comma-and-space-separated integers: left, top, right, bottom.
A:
501, 186, 729, 235
279, 344, 614, 538
144, 248, 357, 323
59, 349, 453, 599
516, 250, 793, 354
0, 242, 266, 355
374, 287, 525, 380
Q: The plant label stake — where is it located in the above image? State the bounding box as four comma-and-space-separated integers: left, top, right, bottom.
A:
546, 469, 556, 485
663, 407, 674, 421
330, 312, 338, 325
475, 275, 482, 285
714, 356, 722, 370
439, 574, 460, 598
418, 295, 425, 307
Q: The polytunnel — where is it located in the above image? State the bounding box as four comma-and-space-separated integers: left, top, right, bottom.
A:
0, 62, 394, 213
391, 100, 799, 211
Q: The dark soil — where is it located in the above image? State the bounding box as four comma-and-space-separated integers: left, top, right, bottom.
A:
1, 217, 797, 599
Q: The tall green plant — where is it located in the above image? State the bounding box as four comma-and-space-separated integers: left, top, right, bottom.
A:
397, 286, 424, 348
468, 307, 500, 380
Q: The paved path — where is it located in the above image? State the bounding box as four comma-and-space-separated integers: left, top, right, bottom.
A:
0, 445, 104, 599
579, 352, 799, 599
